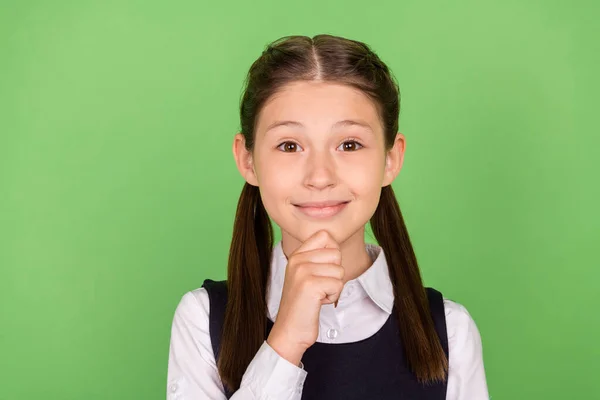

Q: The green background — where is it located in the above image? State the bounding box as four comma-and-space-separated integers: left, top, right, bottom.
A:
1, 0, 598, 399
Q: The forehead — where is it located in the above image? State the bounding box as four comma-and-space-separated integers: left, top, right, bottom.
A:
255, 81, 382, 134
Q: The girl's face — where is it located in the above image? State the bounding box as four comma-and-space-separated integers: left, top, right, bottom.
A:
234, 81, 405, 248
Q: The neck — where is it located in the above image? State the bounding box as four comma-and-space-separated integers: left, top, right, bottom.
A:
280, 228, 374, 284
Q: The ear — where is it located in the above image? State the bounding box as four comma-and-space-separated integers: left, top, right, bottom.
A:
382, 132, 406, 187
232, 133, 259, 186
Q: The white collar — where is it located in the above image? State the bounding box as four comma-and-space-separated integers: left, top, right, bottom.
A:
266, 240, 395, 320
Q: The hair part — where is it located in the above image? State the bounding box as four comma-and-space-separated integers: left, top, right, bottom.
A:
219, 34, 447, 391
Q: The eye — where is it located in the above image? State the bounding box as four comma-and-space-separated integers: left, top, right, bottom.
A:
337, 140, 364, 152
276, 141, 303, 152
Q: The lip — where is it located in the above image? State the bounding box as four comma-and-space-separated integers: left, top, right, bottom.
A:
294, 200, 350, 208
293, 201, 350, 218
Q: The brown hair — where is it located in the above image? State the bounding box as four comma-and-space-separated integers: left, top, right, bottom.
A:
219, 34, 448, 392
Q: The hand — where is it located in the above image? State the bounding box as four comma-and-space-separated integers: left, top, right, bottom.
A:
266, 229, 345, 366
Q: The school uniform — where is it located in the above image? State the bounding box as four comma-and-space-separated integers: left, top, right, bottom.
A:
167, 241, 489, 399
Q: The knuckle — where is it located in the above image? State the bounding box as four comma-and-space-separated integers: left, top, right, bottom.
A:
295, 263, 310, 277
301, 275, 316, 291
325, 248, 341, 264
333, 252, 342, 264
288, 261, 308, 280
287, 256, 298, 268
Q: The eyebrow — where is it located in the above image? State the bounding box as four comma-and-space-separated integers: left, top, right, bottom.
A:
264, 119, 374, 135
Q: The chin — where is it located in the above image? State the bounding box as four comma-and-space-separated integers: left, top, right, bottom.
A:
283, 223, 361, 246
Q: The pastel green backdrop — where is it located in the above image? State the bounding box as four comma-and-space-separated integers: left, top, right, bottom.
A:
1, 0, 598, 399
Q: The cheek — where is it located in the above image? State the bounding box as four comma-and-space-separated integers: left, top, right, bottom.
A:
258, 161, 296, 192
342, 159, 384, 191
255, 161, 295, 217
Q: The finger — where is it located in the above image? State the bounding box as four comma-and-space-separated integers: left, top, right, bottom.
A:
323, 297, 341, 308
310, 276, 344, 304
306, 263, 345, 281
295, 230, 339, 254
294, 248, 342, 266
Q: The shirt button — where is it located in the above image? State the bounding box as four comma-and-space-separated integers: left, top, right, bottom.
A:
326, 328, 338, 339
169, 383, 178, 392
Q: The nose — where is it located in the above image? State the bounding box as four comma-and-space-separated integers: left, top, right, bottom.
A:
303, 149, 337, 190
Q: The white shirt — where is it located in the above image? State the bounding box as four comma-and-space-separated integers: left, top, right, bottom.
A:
167, 241, 489, 399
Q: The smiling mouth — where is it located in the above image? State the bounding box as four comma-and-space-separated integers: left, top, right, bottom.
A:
293, 201, 350, 218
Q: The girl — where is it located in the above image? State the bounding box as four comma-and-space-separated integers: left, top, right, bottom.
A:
167, 34, 489, 399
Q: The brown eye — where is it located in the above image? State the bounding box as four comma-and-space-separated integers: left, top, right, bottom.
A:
277, 141, 301, 152
339, 140, 363, 151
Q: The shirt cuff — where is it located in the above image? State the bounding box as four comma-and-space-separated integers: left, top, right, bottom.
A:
240, 341, 307, 398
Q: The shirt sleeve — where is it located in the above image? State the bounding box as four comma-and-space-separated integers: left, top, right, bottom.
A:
444, 299, 490, 400
166, 288, 307, 400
